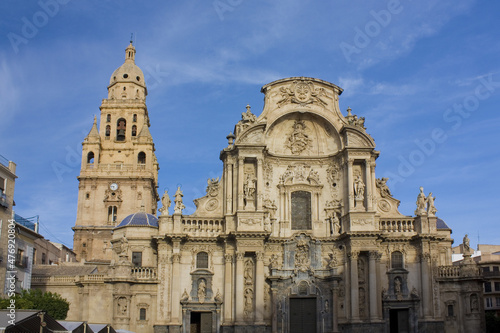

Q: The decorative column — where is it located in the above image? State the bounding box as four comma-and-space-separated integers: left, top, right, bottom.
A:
365, 160, 373, 211
346, 159, 354, 211
349, 251, 359, 320
237, 157, 245, 211
370, 162, 376, 212
420, 253, 432, 318
369, 251, 378, 321
157, 240, 170, 324
256, 158, 264, 211
332, 283, 339, 333
235, 251, 245, 323
171, 251, 181, 324
224, 253, 233, 324
255, 252, 265, 323
226, 162, 233, 215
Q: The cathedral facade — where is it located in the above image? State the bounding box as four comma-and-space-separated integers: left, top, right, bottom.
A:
32, 44, 485, 333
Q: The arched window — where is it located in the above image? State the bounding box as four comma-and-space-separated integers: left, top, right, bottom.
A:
132, 125, 137, 136
196, 252, 209, 269
291, 191, 312, 230
108, 206, 118, 224
138, 152, 146, 165
391, 251, 403, 269
133, 114, 137, 122
105, 125, 111, 137
87, 152, 94, 164
106, 114, 111, 122
116, 118, 126, 141
139, 308, 146, 320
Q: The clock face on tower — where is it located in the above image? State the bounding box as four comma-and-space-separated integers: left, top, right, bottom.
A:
110, 183, 119, 191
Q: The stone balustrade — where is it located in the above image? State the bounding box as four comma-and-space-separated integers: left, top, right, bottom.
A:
380, 219, 415, 232
182, 218, 225, 236
131, 267, 157, 280
438, 265, 461, 278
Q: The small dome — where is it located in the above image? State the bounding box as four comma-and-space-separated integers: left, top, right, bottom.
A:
115, 212, 159, 229
108, 42, 146, 88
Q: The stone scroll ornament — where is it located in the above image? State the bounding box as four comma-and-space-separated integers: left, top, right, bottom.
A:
277, 79, 328, 107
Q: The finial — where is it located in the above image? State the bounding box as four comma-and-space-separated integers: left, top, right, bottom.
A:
226, 132, 236, 146
246, 104, 251, 112
130, 33, 133, 44
347, 107, 352, 116
93, 115, 97, 124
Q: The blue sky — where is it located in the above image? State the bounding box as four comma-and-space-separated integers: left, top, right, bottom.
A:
1, 0, 499, 249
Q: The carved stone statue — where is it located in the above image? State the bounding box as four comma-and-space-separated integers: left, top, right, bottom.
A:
206, 177, 220, 197
263, 199, 278, 219
426, 192, 437, 216
376, 178, 392, 198
394, 277, 402, 298
331, 213, 340, 235
198, 279, 206, 303
354, 175, 365, 199
415, 187, 427, 216
463, 234, 472, 254
243, 174, 256, 199
158, 190, 171, 215
174, 187, 185, 214
214, 289, 222, 303
119, 236, 129, 258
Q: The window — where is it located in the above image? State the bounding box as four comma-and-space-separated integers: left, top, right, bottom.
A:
485, 282, 492, 293
138, 152, 146, 165
106, 114, 111, 122
495, 282, 500, 292
496, 297, 500, 307
486, 297, 492, 308
42, 252, 46, 264
133, 114, 137, 122
483, 266, 490, 273
132, 252, 142, 267
0, 177, 5, 193
139, 308, 146, 320
291, 191, 311, 230
391, 251, 404, 269
493, 266, 499, 272
87, 152, 94, 164
116, 118, 126, 141
108, 206, 118, 224
132, 125, 137, 136
197, 252, 209, 269
447, 304, 454, 317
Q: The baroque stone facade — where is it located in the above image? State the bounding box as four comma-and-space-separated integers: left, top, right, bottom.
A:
32, 44, 485, 333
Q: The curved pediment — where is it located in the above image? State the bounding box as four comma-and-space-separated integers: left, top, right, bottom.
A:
343, 127, 375, 148
265, 113, 341, 157
235, 125, 265, 145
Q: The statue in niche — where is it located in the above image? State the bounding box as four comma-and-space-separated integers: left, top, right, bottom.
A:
286, 120, 311, 155
174, 187, 185, 214
263, 199, 278, 219
358, 259, 365, 281
244, 287, 253, 318
244, 259, 253, 285
415, 186, 426, 215
243, 174, 256, 199
376, 177, 392, 198
354, 175, 365, 199
295, 239, 310, 272
119, 236, 128, 258
324, 300, 330, 313
214, 289, 222, 303
198, 279, 206, 303
426, 192, 437, 216
325, 253, 337, 269
394, 277, 402, 299
158, 190, 171, 215
470, 294, 479, 311
330, 212, 340, 235
117, 297, 128, 315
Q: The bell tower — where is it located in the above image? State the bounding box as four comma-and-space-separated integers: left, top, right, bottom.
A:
73, 42, 159, 262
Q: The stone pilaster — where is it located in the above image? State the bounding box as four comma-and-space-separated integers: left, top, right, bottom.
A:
349, 251, 359, 320
255, 252, 265, 323
235, 252, 245, 323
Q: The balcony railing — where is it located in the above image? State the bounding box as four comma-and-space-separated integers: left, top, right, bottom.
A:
131, 267, 157, 280
380, 219, 415, 233
182, 218, 225, 237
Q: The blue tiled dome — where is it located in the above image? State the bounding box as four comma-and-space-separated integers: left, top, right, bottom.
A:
115, 212, 159, 229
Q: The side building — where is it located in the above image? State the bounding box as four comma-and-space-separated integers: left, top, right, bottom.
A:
32, 44, 485, 333
0, 155, 17, 297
